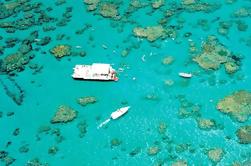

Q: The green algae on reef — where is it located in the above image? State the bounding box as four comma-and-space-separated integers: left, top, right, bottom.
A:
217, 90, 251, 122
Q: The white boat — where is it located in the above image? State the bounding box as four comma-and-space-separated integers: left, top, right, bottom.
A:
111, 106, 130, 120
179, 72, 192, 78
72, 63, 118, 81
97, 106, 130, 129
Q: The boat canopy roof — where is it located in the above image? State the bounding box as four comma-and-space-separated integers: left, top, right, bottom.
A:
92, 63, 111, 74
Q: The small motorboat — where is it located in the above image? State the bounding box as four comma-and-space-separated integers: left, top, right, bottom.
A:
97, 106, 130, 129
179, 72, 192, 78
111, 106, 130, 120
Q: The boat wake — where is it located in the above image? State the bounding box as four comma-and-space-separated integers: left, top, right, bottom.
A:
97, 118, 111, 129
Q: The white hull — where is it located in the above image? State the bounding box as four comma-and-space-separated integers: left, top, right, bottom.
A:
111, 106, 130, 120
72, 63, 118, 81
179, 72, 192, 78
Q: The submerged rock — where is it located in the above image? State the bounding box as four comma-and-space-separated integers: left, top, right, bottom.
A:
50, 45, 71, 58
207, 148, 224, 163
77, 96, 97, 106
51, 105, 77, 123
217, 90, 251, 122
236, 125, 251, 144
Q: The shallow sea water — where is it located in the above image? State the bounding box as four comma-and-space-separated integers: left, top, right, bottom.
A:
0, 0, 251, 165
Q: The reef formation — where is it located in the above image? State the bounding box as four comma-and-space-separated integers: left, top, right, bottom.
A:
217, 90, 251, 122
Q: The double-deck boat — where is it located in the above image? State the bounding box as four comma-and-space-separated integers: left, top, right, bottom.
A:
72, 63, 118, 81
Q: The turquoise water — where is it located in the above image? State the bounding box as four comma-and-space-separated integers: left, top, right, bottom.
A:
0, 0, 251, 165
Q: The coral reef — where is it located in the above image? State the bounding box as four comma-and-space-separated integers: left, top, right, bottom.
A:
0, 150, 15, 166
207, 148, 224, 163
147, 146, 160, 156
0, 1, 56, 33
84, 0, 100, 11
26, 158, 49, 166
196, 118, 218, 130
99, 3, 119, 18
1, 53, 33, 73
129, 147, 141, 156
19, 144, 29, 153
193, 36, 241, 74
233, 7, 251, 18
171, 160, 188, 166
236, 125, 251, 144
162, 56, 174, 65
158, 122, 167, 134
152, 0, 165, 9
48, 146, 58, 155
133, 26, 165, 42
0, 77, 24, 105
50, 45, 71, 58
182, 1, 221, 13
77, 96, 97, 106
77, 120, 88, 138
110, 138, 122, 147
217, 90, 251, 122
51, 105, 77, 123
177, 95, 201, 119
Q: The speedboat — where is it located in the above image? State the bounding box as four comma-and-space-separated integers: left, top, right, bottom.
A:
97, 106, 131, 129
111, 106, 130, 120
